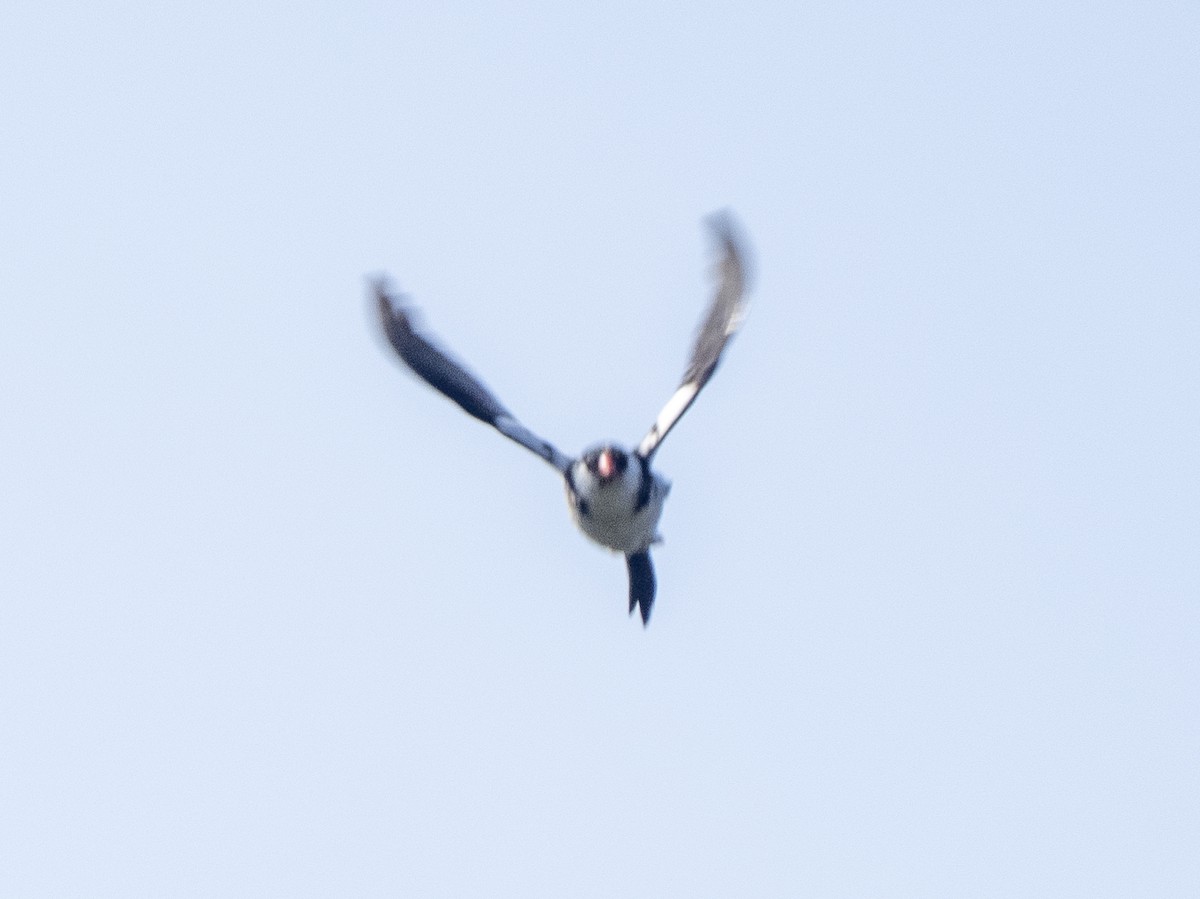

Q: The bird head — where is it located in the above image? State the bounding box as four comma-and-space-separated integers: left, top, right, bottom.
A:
584, 445, 629, 485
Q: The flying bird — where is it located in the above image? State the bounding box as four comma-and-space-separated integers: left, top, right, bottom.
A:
375, 213, 750, 626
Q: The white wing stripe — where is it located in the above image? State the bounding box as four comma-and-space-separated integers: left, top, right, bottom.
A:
636, 383, 698, 458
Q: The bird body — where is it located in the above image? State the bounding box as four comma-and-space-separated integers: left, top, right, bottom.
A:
375, 212, 750, 625
565, 446, 670, 554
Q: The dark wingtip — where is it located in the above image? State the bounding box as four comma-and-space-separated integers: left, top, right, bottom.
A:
371, 278, 414, 356
370, 276, 405, 356
705, 208, 737, 238
703, 209, 753, 293
370, 274, 397, 313
371, 274, 399, 318
704, 209, 745, 259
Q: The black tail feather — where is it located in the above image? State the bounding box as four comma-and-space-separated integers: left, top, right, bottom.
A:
625, 551, 656, 627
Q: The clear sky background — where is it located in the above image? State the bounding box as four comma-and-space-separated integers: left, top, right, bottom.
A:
2, 3, 1197, 896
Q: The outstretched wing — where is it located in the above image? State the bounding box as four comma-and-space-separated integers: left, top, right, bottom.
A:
626, 550, 656, 626
375, 280, 572, 473
636, 211, 750, 461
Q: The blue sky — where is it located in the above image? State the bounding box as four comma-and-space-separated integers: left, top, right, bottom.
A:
2, 3, 1198, 895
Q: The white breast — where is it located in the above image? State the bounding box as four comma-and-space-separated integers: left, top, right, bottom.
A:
566, 465, 671, 554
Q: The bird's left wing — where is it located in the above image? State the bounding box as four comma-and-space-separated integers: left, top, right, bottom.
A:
375, 280, 573, 473
636, 212, 751, 461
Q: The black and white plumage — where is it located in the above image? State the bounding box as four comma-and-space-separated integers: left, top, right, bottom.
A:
375, 212, 750, 626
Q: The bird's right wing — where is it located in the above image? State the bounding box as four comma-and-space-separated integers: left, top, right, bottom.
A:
375, 280, 573, 474
636, 212, 750, 461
